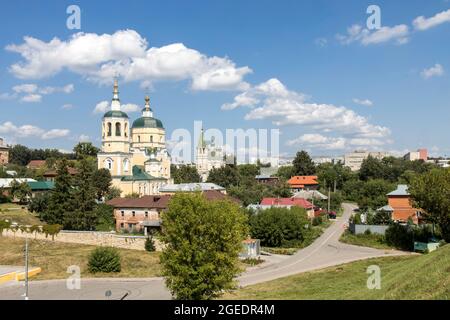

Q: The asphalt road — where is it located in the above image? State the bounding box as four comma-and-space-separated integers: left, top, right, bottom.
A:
0, 203, 407, 300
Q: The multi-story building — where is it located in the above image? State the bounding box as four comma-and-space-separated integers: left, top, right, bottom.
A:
0, 138, 9, 165
378, 185, 423, 224
97, 79, 171, 196
344, 150, 390, 171
403, 149, 428, 161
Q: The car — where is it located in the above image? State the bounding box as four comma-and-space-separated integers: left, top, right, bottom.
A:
328, 211, 337, 219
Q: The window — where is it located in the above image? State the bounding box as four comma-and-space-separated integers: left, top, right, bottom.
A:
138, 135, 141, 143
105, 158, 113, 170
150, 135, 153, 143
145, 211, 148, 218
121, 211, 124, 217
132, 211, 136, 217
120, 223, 124, 229
107, 123, 112, 136
123, 159, 130, 172
115, 122, 121, 136
124, 123, 128, 137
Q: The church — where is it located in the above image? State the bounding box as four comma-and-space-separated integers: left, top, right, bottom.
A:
97, 79, 172, 196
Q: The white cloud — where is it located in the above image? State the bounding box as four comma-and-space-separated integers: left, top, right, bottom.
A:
413, 9, 450, 31
21, 94, 42, 103
121, 103, 140, 113
6, 30, 251, 91
78, 134, 90, 142
0, 92, 18, 100
12, 83, 37, 93
222, 78, 391, 152
336, 24, 409, 46
353, 98, 373, 106
421, 64, 444, 79
93, 100, 109, 114
61, 103, 74, 110
287, 134, 347, 150
0, 121, 70, 140
39, 84, 74, 94
41, 129, 70, 140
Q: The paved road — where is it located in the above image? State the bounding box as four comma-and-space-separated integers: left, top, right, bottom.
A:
0, 203, 407, 300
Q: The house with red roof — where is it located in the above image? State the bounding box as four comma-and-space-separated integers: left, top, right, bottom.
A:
287, 176, 319, 192
259, 197, 315, 218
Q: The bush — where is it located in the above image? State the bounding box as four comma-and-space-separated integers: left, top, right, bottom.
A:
385, 223, 435, 251
88, 247, 121, 273
145, 236, 156, 252
250, 207, 310, 247
312, 216, 322, 226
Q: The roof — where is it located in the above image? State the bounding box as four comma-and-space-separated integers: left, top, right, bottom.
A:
0, 178, 36, 188
132, 117, 164, 129
159, 183, 225, 193
27, 160, 46, 169
287, 176, 319, 187
120, 166, 166, 182
44, 167, 78, 177
377, 205, 394, 212
260, 197, 314, 209
293, 190, 328, 200
107, 190, 240, 209
387, 184, 410, 196
255, 175, 278, 180
27, 181, 55, 191
103, 110, 129, 118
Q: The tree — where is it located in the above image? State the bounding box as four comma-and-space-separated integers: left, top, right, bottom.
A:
171, 165, 201, 184
28, 192, 50, 214
40, 159, 74, 224
409, 168, 450, 242
276, 165, 295, 181
206, 165, 240, 189
160, 193, 248, 300
249, 207, 310, 247
10, 180, 31, 204
106, 187, 122, 200
292, 151, 315, 176
356, 179, 395, 212
359, 156, 385, 181
73, 142, 99, 159
92, 168, 112, 201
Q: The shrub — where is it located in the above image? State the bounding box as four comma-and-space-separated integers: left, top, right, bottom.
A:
385, 223, 414, 251
88, 247, 121, 273
312, 216, 322, 226
250, 206, 310, 247
364, 228, 372, 235
145, 236, 156, 252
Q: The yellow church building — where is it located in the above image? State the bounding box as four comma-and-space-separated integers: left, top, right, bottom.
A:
97, 79, 172, 196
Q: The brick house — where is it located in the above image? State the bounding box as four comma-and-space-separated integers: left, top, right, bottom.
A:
0, 138, 9, 165
378, 185, 422, 224
258, 197, 315, 218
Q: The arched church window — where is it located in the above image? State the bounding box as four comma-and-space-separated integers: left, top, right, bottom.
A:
105, 158, 113, 170
138, 135, 141, 143
150, 135, 153, 143
123, 158, 130, 172
115, 122, 121, 136
124, 123, 128, 137
107, 123, 112, 136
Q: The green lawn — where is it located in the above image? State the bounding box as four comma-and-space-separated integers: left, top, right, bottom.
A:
0, 203, 43, 225
339, 230, 394, 250
0, 237, 161, 280
225, 245, 450, 300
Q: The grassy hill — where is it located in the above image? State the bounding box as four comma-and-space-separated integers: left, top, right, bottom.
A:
0, 203, 42, 225
226, 244, 450, 300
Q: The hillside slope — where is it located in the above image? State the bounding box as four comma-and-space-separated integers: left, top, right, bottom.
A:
227, 245, 450, 300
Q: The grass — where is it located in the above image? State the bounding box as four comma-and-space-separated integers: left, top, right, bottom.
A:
0, 203, 43, 225
339, 230, 394, 250
225, 244, 450, 300
0, 237, 161, 280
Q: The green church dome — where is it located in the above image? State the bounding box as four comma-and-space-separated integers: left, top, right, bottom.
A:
103, 110, 129, 118
132, 117, 164, 129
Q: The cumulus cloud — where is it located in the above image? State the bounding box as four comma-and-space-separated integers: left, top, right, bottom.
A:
61, 103, 74, 110
78, 134, 90, 142
0, 121, 70, 140
13, 83, 38, 93
6, 83, 74, 103
287, 134, 346, 150
336, 24, 409, 46
21, 94, 42, 103
6, 30, 251, 91
421, 64, 444, 79
93, 100, 110, 114
93, 100, 140, 114
413, 9, 450, 31
222, 78, 391, 152
353, 98, 373, 106
121, 103, 140, 113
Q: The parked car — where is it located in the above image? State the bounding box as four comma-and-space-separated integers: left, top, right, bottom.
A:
328, 211, 337, 219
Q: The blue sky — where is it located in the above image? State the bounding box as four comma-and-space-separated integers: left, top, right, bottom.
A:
0, 0, 449, 160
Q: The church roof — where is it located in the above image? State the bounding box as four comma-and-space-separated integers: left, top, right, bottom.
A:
132, 117, 164, 129
120, 165, 166, 182
103, 110, 129, 118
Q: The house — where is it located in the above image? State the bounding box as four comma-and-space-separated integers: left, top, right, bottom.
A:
43, 167, 78, 182
26, 181, 55, 198
287, 176, 319, 192
403, 149, 428, 162
377, 184, 422, 224
0, 138, 9, 165
254, 197, 315, 218
255, 174, 279, 186
0, 178, 37, 199
26, 160, 47, 170
344, 150, 390, 171
107, 190, 240, 233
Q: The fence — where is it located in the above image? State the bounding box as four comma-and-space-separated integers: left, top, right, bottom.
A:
349, 223, 389, 235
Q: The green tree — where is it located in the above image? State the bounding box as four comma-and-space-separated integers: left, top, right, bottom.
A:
106, 187, 122, 200
28, 192, 50, 214
359, 156, 385, 181
409, 168, 450, 242
206, 165, 240, 189
292, 151, 315, 176
92, 168, 112, 201
171, 164, 201, 184
10, 180, 31, 204
275, 165, 295, 181
357, 179, 395, 212
160, 193, 248, 300
73, 142, 100, 159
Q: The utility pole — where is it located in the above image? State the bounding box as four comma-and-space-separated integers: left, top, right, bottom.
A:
24, 237, 29, 300
327, 187, 331, 213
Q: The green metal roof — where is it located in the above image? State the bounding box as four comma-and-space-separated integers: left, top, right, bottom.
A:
131, 117, 164, 129
103, 110, 129, 118
120, 166, 166, 181
27, 181, 55, 191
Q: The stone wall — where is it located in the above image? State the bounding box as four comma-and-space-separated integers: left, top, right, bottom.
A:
2, 230, 162, 251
